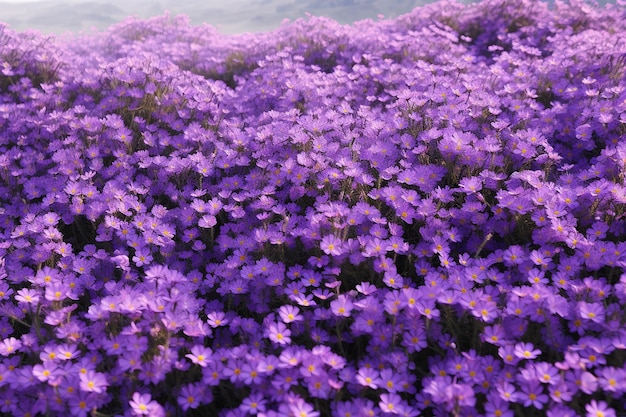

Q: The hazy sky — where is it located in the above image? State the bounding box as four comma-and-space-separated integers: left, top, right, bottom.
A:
1, 0, 447, 35
0, 0, 618, 36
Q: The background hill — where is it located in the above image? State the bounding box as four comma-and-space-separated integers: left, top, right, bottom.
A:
0, 0, 617, 35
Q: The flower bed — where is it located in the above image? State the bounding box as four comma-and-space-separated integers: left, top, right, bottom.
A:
1, 0, 626, 416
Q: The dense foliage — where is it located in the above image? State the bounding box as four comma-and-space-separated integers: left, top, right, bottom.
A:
1, 0, 626, 416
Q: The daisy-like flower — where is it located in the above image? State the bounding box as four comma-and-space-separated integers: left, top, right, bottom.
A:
288, 399, 319, 417
330, 294, 353, 317
379, 392, 404, 414
178, 383, 205, 411
484, 394, 514, 417
207, 311, 228, 328
514, 342, 541, 360
15, 288, 40, 305
459, 176, 483, 193
79, 370, 109, 393
356, 367, 381, 389
129, 392, 163, 416
32, 362, 61, 384
320, 235, 343, 256
520, 380, 549, 409
534, 362, 559, 385
578, 301, 605, 324
278, 305, 303, 323
585, 400, 616, 417
268, 322, 291, 345
57, 343, 79, 361
240, 392, 267, 415
186, 345, 212, 367
597, 366, 626, 393
0, 337, 21, 356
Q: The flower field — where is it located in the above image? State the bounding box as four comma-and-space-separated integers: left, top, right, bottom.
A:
1, 0, 626, 415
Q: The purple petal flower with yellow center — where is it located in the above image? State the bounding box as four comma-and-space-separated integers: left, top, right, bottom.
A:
578, 301, 605, 324
64, 389, 90, 417
278, 305, 302, 323
585, 400, 616, 417
549, 381, 573, 403
362, 237, 386, 258
534, 362, 559, 385
132, 250, 152, 267
288, 398, 319, 417
178, 382, 205, 411
497, 380, 521, 402
482, 324, 506, 346
240, 392, 266, 415
44, 281, 71, 302
356, 282, 377, 295
320, 234, 343, 256
186, 345, 212, 367
293, 293, 316, 307
56, 343, 78, 361
498, 344, 520, 366
32, 362, 60, 384
198, 214, 217, 228
268, 321, 291, 345
521, 380, 548, 409
356, 367, 381, 389
379, 392, 405, 414
79, 370, 108, 393
0, 337, 21, 356
598, 366, 626, 393
129, 392, 162, 416
383, 270, 404, 289
416, 299, 439, 320
241, 363, 263, 385
514, 342, 541, 360
484, 394, 513, 417
15, 288, 40, 305
206, 311, 228, 328
308, 374, 332, 399
459, 176, 483, 194
576, 370, 599, 395
202, 360, 224, 386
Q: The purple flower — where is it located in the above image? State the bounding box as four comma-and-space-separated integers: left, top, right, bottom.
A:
278, 304, 303, 323
320, 235, 343, 256
520, 380, 549, 409
577, 370, 599, 394
379, 393, 405, 414
598, 366, 626, 393
585, 400, 616, 417
484, 394, 513, 417
267, 322, 291, 345
129, 392, 164, 416
79, 370, 108, 393
534, 362, 560, 385
459, 176, 483, 193
288, 398, 319, 417
178, 382, 205, 411
68, 392, 96, 417
0, 337, 21, 356
330, 294, 353, 317
32, 362, 61, 384
356, 367, 381, 389
240, 392, 266, 414
15, 288, 40, 305
185, 345, 212, 367
578, 301, 605, 324
549, 381, 574, 403
514, 342, 541, 360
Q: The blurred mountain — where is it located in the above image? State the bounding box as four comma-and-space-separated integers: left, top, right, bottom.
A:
0, 0, 618, 36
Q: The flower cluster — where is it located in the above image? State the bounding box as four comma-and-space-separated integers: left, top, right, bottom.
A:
1, 0, 626, 416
